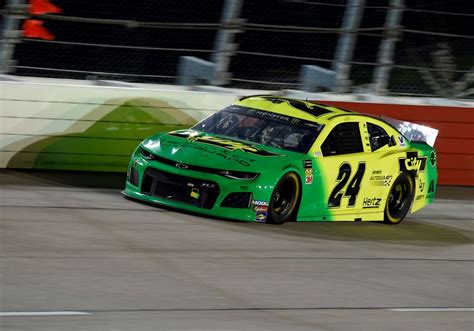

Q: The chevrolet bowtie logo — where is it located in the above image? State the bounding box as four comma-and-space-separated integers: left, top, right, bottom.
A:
175, 162, 188, 169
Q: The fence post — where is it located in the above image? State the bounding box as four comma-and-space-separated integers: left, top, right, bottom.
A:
210, 0, 244, 86
331, 0, 365, 93
372, 0, 405, 94
0, 0, 27, 74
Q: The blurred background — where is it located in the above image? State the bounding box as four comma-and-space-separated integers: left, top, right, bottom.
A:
1, 0, 473, 98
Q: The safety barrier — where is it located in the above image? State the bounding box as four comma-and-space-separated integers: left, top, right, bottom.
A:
0, 81, 236, 172
1, 80, 472, 185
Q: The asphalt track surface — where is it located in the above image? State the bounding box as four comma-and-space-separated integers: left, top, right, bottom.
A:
0, 169, 473, 331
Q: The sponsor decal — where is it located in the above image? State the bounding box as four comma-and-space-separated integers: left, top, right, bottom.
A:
303, 159, 313, 185
169, 131, 280, 156
314, 151, 322, 157
160, 139, 256, 167
254, 205, 268, 222
427, 180, 435, 199
235, 105, 323, 129
430, 150, 437, 167
418, 179, 425, 192
405, 158, 423, 171
190, 188, 200, 199
252, 200, 269, 207
399, 151, 427, 174
415, 194, 425, 201
254, 109, 295, 123
255, 212, 267, 222
253, 200, 269, 221
362, 197, 381, 209
398, 136, 406, 147
369, 170, 392, 186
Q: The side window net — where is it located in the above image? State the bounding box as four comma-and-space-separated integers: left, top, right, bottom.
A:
321, 122, 363, 156
367, 122, 391, 152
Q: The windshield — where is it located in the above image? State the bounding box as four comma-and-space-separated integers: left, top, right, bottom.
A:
192, 105, 323, 154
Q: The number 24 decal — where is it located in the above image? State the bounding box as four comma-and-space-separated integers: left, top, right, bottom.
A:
328, 162, 366, 208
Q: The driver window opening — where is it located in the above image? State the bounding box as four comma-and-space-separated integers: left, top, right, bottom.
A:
367, 122, 391, 152
321, 122, 363, 156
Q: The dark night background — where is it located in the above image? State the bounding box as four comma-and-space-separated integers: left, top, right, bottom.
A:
6, 0, 474, 95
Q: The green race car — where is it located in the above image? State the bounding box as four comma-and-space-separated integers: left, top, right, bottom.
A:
122, 95, 438, 224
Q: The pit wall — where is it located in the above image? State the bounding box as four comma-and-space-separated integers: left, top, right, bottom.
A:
1, 80, 472, 185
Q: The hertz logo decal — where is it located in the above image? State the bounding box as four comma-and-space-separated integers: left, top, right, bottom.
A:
169, 132, 280, 156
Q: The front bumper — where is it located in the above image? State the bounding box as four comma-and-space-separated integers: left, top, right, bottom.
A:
122, 154, 272, 222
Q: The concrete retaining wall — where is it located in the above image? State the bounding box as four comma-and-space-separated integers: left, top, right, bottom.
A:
1, 80, 472, 185
0, 81, 236, 172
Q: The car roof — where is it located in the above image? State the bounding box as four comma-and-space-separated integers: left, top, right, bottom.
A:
234, 95, 354, 124
234, 95, 403, 136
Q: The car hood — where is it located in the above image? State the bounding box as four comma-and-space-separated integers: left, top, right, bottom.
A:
141, 129, 303, 171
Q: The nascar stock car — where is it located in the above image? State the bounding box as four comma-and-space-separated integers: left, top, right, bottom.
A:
122, 95, 438, 224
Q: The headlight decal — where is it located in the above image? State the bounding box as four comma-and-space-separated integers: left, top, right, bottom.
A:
218, 170, 259, 180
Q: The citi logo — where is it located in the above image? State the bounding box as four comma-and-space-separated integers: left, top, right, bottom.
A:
405, 157, 422, 171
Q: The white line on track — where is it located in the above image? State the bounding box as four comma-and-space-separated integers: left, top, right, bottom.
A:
0, 311, 90, 317
1, 309, 473, 316
388, 308, 474, 312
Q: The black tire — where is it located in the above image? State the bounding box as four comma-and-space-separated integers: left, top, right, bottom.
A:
267, 172, 301, 225
383, 173, 415, 224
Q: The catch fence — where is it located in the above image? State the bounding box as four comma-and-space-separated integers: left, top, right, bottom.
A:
1, 0, 473, 98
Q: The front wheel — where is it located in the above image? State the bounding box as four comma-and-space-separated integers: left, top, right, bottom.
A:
384, 173, 415, 224
267, 172, 301, 225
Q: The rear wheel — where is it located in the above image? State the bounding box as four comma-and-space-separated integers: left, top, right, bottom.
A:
267, 172, 301, 225
384, 173, 415, 224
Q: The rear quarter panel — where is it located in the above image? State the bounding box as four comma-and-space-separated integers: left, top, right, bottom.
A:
296, 116, 437, 222
408, 142, 438, 213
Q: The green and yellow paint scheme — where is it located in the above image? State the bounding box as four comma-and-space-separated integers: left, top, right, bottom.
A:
122, 95, 437, 224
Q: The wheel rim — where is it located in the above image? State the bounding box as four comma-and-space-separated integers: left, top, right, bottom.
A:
271, 176, 298, 218
387, 179, 410, 219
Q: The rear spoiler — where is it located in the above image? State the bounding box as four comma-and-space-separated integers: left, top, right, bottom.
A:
381, 116, 439, 147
